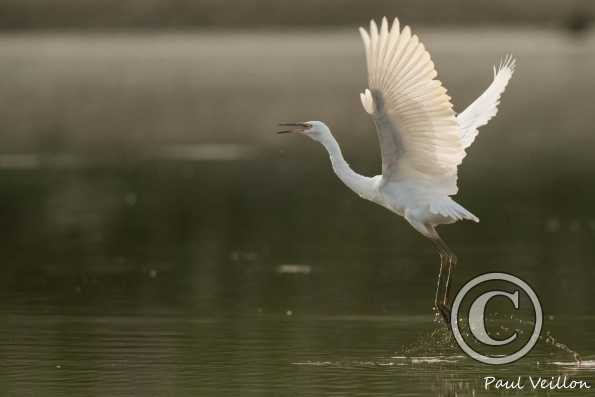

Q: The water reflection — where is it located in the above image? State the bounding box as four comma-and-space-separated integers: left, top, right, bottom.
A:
0, 27, 594, 396
0, 314, 593, 396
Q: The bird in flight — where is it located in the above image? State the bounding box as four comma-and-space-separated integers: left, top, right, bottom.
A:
278, 17, 515, 324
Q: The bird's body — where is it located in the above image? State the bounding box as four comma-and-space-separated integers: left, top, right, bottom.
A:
302, 121, 478, 238
278, 17, 515, 323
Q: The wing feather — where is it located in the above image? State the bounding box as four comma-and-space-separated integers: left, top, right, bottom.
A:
457, 55, 515, 148
359, 18, 465, 194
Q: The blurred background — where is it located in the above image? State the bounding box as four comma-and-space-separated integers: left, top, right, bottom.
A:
0, 1, 594, 396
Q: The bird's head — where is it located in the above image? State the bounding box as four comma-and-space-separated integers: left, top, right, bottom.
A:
277, 121, 330, 142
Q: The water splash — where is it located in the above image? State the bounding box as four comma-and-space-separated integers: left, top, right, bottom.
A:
540, 330, 582, 363
395, 313, 583, 367
491, 315, 582, 364
399, 324, 458, 358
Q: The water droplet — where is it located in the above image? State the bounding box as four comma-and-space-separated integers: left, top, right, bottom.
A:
124, 192, 137, 206
277, 264, 311, 274
545, 217, 560, 233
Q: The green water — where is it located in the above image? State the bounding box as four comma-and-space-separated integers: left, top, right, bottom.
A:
0, 29, 594, 396
1, 314, 593, 396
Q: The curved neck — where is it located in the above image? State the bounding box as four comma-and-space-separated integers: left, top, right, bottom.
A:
318, 132, 371, 196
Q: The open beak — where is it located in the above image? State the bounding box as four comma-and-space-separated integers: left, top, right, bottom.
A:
277, 122, 310, 134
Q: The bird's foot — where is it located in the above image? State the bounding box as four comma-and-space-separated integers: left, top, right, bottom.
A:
433, 303, 451, 325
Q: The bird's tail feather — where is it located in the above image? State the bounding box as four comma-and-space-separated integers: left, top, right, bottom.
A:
430, 198, 479, 223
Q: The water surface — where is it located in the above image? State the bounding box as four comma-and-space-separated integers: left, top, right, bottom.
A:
0, 28, 594, 396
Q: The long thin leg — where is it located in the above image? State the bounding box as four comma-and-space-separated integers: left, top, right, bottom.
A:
431, 238, 450, 324
432, 240, 445, 307
443, 249, 457, 306
435, 235, 457, 307
408, 220, 456, 325
429, 229, 457, 324
435, 235, 457, 323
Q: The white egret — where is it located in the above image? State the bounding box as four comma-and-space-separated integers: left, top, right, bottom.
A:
278, 17, 515, 323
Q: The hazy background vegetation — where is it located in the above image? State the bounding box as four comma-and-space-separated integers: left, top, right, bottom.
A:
0, 0, 594, 30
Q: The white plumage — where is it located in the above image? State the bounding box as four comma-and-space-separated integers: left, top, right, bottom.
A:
278, 17, 515, 322
359, 18, 465, 184
458, 54, 516, 148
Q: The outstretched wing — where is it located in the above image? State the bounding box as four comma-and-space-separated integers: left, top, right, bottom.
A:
457, 55, 516, 148
359, 17, 465, 194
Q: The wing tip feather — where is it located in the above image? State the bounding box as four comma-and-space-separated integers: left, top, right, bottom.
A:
494, 53, 517, 77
